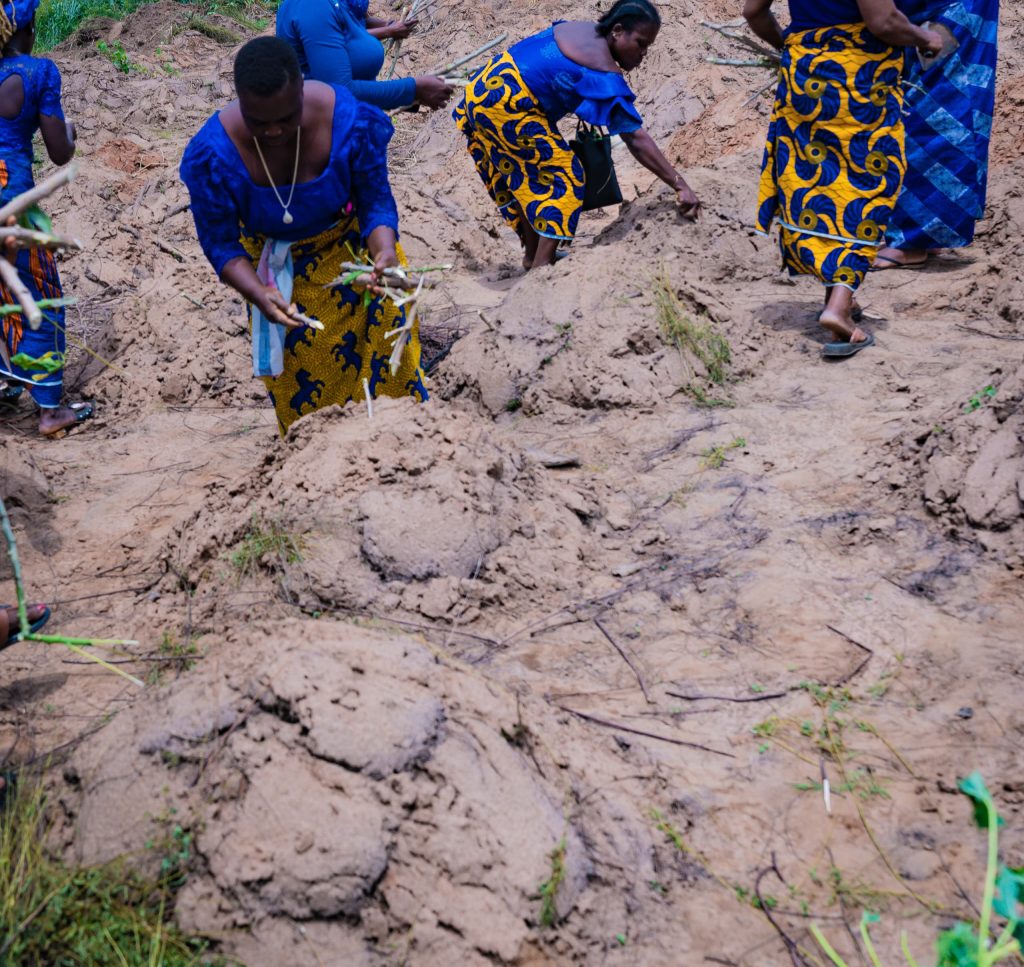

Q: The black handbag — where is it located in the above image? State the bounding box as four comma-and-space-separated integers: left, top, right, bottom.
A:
570, 121, 623, 212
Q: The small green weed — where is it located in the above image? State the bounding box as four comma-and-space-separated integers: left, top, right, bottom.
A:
963, 385, 997, 414
96, 39, 142, 73
229, 513, 303, 580
537, 838, 567, 928
701, 437, 746, 470
505, 397, 522, 413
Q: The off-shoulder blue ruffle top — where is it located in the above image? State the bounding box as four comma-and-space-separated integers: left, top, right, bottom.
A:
0, 54, 65, 201
508, 23, 643, 135
179, 86, 400, 277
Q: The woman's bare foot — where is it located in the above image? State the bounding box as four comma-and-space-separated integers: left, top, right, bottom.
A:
820, 307, 869, 344
873, 246, 928, 270
38, 402, 94, 437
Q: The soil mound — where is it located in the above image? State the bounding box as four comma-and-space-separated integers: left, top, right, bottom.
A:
62, 620, 669, 966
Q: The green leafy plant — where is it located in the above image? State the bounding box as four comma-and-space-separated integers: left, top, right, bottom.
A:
810, 772, 1022, 966
96, 39, 143, 73
963, 385, 997, 413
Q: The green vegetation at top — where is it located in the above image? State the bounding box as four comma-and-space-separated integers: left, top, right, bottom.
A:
35, 0, 276, 53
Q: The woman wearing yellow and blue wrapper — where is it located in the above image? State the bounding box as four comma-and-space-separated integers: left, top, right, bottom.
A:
180, 37, 428, 437
744, 0, 943, 357
454, 0, 700, 271
0, 0, 87, 435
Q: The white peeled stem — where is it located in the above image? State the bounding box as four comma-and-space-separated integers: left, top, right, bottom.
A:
287, 308, 324, 330
389, 275, 423, 375
823, 777, 832, 815
0, 163, 77, 226
0, 226, 82, 250
363, 377, 374, 420
0, 257, 41, 330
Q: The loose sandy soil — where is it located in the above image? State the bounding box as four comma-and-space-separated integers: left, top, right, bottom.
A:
1, 1, 1023, 964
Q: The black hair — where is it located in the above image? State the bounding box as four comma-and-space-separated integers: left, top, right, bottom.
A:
233, 36, 301, 97
596, 0, 661, 36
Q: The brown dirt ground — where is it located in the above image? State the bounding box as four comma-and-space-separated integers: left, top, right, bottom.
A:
1, 1, 1023, 964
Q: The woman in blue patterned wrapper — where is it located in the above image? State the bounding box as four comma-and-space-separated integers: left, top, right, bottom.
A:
0, 0, 90, 435
873, 0, 999, 270
276, 0, 452, 113
454, 0, 701, 271
744, 0, 942, 356
180, 37, 428, 437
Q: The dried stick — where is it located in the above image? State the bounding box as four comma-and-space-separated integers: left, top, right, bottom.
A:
0, 258, 41, 330
708, 56, 777, 68
701, 21, 781, 62
0, 496, 142, 686
754, 856, 815, 967
594, 617, 653, 704
0, 163, 77, 226
384, 0, 426, 79
557, 705, 735, 758
825, 625, 874, 686
433, 33, 507, 76
667, 688, 788, 703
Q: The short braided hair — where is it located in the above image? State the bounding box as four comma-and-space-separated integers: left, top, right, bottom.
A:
234, 36, 301, 97
596, 0, 661, 37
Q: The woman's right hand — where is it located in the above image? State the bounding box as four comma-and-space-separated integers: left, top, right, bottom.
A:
918, 28, 945, 56
255, 286, 302, 329
414, 76, 455, 110
387, 17, 418, 40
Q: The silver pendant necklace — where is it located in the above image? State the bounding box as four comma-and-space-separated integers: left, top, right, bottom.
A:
253, 127, 301, 226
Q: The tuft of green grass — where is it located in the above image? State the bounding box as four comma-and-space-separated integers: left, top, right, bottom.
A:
36, 0, 276, 52
0, 779, 220, 965
654, 273, 732, 398
183, 14, 240, 43
228, 513, 303, 580
700, 436, 746, 470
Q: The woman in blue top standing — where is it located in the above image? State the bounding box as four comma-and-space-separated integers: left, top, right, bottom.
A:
454, 0, 701, 271
0, 0, 88, 435
180, 38, 428, 436
276, 0, 452, 112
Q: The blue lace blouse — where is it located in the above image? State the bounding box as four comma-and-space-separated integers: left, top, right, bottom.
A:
276, 0, 417, 111
508, 24, 643, 135
179, 87, 400, 277
0, 54, 65, 201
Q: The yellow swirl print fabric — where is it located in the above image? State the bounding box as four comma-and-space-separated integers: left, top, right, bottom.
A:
454, 52, 585, 240
242, 215, 428, 436
756, 24, 906, 291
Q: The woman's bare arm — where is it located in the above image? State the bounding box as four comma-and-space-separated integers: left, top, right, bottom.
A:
857, 0, 943, 49
742, 0, 785, 50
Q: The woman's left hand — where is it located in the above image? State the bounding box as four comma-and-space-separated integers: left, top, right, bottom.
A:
676, 184, 701, 221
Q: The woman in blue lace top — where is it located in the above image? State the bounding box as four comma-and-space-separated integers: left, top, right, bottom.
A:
180, 37, 427, 436
0, 0, 89, 436
454, 0, 700, 270
276, 0, 451, 112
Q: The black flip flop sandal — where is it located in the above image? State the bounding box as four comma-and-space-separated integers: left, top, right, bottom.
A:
2, 604, 51, 649
869, 254, 928, 272
823, 333, 875, 358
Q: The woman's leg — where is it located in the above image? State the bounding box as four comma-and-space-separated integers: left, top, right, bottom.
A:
528, 236, 559, 269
